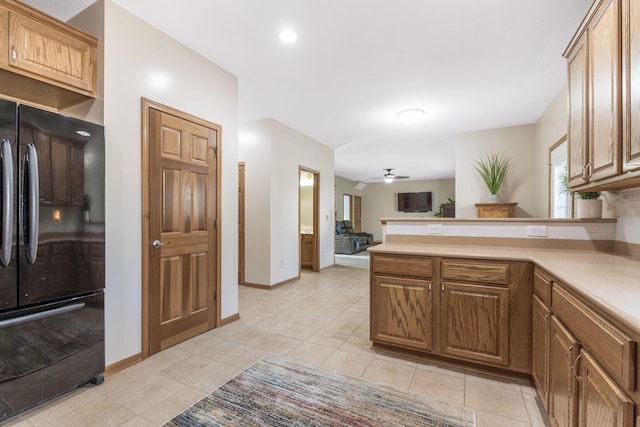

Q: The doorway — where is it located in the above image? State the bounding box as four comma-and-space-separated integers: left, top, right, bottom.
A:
141, 98, 221, 357
299, 167, 319, 272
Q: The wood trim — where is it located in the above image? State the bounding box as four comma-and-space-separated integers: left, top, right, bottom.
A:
241, 275, 301, 290
563, 0, 604, 58
140, 97, 222, 359
104, 353, 143, 377
547, 135, 569, 218
219, 313, 240, 327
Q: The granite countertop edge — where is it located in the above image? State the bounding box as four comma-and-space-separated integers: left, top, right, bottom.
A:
369, 243, 640, 334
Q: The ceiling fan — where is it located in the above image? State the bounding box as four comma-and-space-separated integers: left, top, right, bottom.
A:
383, 168, 409, 183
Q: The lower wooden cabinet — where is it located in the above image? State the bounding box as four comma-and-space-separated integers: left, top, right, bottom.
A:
578, 350, 634, 427
370, 254, 531, 375
532, 294, 552, 411
550, 315, 580, 427
440, 281, 509, 366
371, 275, 432, 351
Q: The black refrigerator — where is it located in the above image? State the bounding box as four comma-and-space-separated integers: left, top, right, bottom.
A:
0, 99, 105, 421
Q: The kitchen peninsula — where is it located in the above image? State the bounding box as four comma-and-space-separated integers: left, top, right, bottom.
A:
369, 218, 640, 427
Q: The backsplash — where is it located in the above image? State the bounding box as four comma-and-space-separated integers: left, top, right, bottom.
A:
384, 220, 617, 241
612, 188, 640, 244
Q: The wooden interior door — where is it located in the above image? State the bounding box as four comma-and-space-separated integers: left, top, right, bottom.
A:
238, 163, 245, 285
145, 101, 219, 355
353, 195, 362, 232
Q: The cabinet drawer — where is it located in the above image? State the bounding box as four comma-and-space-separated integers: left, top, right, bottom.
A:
533, 268, 552, 306
441, 259, 509, 285
371, 254, 432, 278
552, 285, 636, 391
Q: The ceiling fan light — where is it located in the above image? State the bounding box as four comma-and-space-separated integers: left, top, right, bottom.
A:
384, 176, 394, 183
396, 108, 425, 123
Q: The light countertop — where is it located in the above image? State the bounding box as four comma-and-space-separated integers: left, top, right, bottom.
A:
369, 243, 640, 334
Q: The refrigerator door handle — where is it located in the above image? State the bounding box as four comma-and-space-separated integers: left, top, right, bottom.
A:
24, 143, 39, 265
0, 139, 14, 267
0, 302, 85, 328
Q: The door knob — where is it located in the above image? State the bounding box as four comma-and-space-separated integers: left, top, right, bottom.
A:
152, 240, 171, 249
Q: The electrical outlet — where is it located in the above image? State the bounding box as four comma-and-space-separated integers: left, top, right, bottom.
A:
427, 223, 443, 234
527, 225, 547, 237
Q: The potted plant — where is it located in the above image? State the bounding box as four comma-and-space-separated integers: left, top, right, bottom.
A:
434, 198, 455, 218
559, 168, 602, 218
474, 152, 511, 202
574, 191, 602, 219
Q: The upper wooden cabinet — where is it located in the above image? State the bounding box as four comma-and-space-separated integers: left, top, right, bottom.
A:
622, 0, 640, 172
0, 0, 97, 109
566, 0, 622, 188
565, 0, 640, 190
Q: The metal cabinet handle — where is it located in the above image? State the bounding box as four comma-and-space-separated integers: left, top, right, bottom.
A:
152, 239, 171, 249
573, 353, 583, 382
586, 163, 592, 178
428, 282, 432, 295
441, 284, 444, 296
11, 45, 16, 61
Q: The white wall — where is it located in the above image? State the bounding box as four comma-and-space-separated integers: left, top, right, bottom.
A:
238, 120, 272, 286
239, 119, 334, 286
455, 125, 536, 218
70, 0, 239, 366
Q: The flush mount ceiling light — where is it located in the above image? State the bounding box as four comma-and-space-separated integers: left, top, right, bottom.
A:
279, 29, 298, 44
396, 108, 425, 123
76, 130, 91, 137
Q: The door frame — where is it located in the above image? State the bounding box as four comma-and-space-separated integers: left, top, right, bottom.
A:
140, 98, 222, 359
299, 166, 319, 272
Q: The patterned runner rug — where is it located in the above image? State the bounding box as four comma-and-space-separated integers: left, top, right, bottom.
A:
164, 354, 476, 427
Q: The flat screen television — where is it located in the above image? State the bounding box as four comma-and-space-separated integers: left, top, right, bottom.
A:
397, 192, 432, 212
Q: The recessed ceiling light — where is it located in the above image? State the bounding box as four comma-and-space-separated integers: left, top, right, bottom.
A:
396, 109, 425, 123
279, 29, 298, 44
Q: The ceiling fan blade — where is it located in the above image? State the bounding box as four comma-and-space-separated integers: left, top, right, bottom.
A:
396, 176, 410, 179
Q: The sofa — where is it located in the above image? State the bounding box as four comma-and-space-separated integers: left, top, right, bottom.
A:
335, 220, 374, 254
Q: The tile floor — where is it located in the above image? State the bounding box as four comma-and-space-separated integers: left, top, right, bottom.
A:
1, 263, 549, 427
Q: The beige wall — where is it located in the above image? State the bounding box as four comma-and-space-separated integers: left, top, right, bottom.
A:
360, 179, 455, 240
70, 0, 239, 366
300, 185, 314, 231
334, 176, 364, 222
455, 125, 536, 218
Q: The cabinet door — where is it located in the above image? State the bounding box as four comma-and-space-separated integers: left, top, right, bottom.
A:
550, 316, 580, 427
588, 0, 622, 181
578, 350, 634, 427
567, 31, 590, 187
532, 295, 551, 411
622, 0, 640, 171
371, 275, 432, 352
439, 282, 509, 366
8, 10, 95, 93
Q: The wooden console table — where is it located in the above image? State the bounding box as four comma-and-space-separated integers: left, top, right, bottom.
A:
475, 202, 518, 218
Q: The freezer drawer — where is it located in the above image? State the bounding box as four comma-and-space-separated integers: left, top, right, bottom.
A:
0, 292, 104, 421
